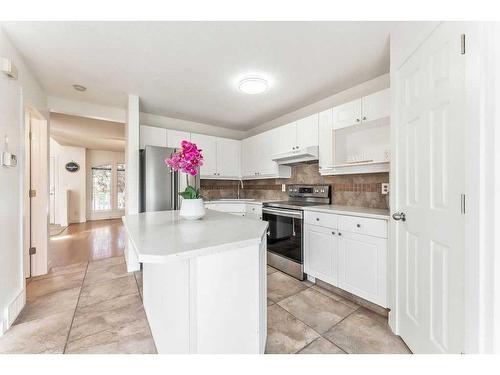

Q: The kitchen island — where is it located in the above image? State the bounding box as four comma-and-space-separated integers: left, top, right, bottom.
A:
122, 209, 268, 354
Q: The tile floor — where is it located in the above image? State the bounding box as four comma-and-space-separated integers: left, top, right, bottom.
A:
0, 219, 410, 354
265, 266, 411, 354
0, 255, 156, 354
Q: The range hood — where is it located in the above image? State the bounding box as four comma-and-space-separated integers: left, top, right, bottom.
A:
271, 145, 319, 165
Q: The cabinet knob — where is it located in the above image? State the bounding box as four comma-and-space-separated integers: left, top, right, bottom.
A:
338, 232, 342, 236
356, 118, 360, 122
363, 116, 367, 120
356, 223, 361, 228
332, 231, 336, 235
316, 218, 320, 221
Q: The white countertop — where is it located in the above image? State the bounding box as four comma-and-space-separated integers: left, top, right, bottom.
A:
303, 204, 390, 220
204, 199, 281, 205
122, 209, 268, 263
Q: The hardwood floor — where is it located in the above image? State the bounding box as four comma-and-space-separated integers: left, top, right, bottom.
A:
47, 219, 125, 270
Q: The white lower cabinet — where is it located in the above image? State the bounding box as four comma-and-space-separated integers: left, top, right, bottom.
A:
337, 231, 387, 307
304, 211, 387, 307
304, 224, 338, 286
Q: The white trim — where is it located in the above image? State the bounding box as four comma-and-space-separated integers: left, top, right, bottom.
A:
463, 21, 500, 354
1, 287, 26, 336
124, 94, 141, 273
47, 96, 126, 123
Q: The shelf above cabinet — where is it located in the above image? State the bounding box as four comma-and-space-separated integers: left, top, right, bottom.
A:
320, 160, 389, 175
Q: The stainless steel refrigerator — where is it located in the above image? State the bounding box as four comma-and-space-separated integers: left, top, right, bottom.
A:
140, 145, 200, 212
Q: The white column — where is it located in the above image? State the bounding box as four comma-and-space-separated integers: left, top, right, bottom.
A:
124, 95, 141, 272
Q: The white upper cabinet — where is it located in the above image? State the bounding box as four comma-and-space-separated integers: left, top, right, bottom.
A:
273, 115, 319, 155
296, 114, 319, 149
241, 130, 291, 179
191, 133, 241, 179
318, 108, 334, 171
216, 138, 241, 179
140, 125, 167, 149
241, 136, 257, 177
274, 122, 297, 154
332, 99, 362, 130
332, 88, 390, 130
191, 133, 217, 177
361, 88, 390, 123
166, 129, 191, 149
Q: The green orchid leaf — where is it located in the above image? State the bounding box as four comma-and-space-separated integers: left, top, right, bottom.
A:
178, 185, 200, 199
178, 191, 192, 199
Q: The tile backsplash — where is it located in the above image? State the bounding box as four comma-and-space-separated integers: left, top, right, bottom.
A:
201, 163, 389, 209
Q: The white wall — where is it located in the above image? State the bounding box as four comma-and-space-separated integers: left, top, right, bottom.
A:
50, 138, 86, 224
86, 149, 125, 221
140, 112, 246, 140
48, 96, 126, 123
0, 26, 46, 334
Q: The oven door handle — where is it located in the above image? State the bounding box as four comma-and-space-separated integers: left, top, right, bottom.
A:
262, 207, 303, 219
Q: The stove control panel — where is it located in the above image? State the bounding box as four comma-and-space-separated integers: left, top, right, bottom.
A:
287, 184, 330, 198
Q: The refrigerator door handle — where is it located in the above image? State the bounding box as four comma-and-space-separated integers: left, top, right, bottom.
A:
172, 170, 178, 210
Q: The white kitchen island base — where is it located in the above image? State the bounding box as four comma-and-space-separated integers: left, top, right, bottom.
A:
122, 209, 268, 354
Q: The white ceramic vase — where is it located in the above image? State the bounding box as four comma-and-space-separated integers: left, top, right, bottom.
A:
179, 198, 206, 220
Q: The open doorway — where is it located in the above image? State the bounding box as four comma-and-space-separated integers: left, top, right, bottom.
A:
23, 107, 49, 279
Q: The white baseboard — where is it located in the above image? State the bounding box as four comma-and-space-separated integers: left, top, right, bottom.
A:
1, 288, 26, 335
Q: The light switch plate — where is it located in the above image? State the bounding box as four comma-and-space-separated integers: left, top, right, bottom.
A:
1, 151, 17, 167
381, 183, 389, 195
281, 184, 286, 192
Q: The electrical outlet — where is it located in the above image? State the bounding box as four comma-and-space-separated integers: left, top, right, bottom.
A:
282, 184, 286, 192
381, 183, 389, 195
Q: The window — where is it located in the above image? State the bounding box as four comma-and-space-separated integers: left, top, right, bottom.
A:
117, 163, 126, 210
92, 164, 112, 211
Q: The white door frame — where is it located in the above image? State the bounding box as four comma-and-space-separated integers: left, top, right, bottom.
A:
389, 21, 499, 353
23, 106, 49, 278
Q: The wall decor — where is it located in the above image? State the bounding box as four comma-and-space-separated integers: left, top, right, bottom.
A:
65, 161, 80, 173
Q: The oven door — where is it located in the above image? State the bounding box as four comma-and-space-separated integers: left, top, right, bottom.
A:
262, 207, 303, 264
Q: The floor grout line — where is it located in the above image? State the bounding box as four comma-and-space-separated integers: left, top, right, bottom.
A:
269, 269, 362, 354
62, 260, 90, 354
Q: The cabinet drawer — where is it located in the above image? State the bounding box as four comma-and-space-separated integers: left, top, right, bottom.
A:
245, 204, 262, 215
338, 215, 387, 238
304, 211, 338, 229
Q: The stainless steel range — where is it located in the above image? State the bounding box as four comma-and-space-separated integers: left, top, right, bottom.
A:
263, 185, 331, 280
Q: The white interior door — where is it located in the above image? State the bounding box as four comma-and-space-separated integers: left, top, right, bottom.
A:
394, 22, 465, 353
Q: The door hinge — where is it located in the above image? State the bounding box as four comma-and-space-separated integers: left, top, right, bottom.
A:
461, 194, 466, 214
461, 34, 466, 54
29, 247, 36, 255
29, 189, 36, 198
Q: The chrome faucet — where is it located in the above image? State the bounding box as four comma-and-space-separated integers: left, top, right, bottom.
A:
237, 179, 244, 199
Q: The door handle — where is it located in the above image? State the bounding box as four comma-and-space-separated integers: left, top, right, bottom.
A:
392, 212, 406, 222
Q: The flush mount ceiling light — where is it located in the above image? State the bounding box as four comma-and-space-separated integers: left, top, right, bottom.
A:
72, 84, 87, 92
238, 77, 269, 95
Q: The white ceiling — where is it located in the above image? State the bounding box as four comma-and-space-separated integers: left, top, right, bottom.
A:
2, 21, 396, 130
50, 113, 125, 152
